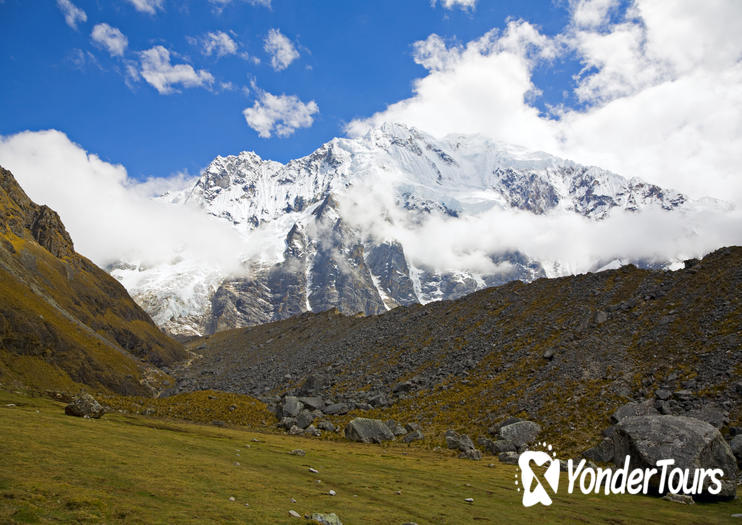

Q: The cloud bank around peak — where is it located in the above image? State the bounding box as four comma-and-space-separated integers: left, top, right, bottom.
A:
0, 130, 248, 271
347, 0, 742, 207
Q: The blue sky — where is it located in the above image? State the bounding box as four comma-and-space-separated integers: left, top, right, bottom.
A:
1, 0, 580, 181
1, 0, 741, 211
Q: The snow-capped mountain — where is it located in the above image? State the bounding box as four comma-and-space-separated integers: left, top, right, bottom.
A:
111, 123, 689, 336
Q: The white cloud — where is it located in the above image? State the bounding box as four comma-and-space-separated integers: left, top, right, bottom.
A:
91, 23, 128, 57
243, 86, 319, 138
56, 0, 86, 29
332, 153, 741, 277
209, 0, 271, 9
264, 29, 299, 71
0, 130, 247, 269
139, 46, 214, 94
347, 1, 742, 207
434, 0, 477, 11
125, 0, 164, 15
191, 31, 239, 58
570, 0, 619, 29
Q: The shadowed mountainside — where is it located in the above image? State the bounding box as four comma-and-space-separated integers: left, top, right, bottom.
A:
174, 246, 742, 454
0, 166, 185, 395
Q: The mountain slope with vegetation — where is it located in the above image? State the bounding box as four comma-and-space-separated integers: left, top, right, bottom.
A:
174, 246, 742, 454
0, 166, 185, 395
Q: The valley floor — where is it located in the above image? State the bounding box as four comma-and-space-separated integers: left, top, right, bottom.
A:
0, 391, 740, 524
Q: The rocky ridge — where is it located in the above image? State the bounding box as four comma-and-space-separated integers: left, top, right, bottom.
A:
170, 246, 742, 459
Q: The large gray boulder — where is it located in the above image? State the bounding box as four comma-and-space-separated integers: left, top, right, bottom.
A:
345, 418, 395, 444
295, 409, 315, 429
445, 430, 481, 460
298, 396, 325, 411
65, 393, 104, 419
498, 421, 541, 448
445, 430, 475, 452
281, 396, 304, 418
612, 415, 737, 500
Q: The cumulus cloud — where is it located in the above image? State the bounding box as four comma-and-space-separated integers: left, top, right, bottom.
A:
243, 86, 319, 138
125, 0, 164, 15
139, 46, 215, 94
433, 0, 477, 11
264, 29, 299, 71
347, 0, 742, 207
56, 0, 86, 29
0, 130, 250, 270
335, 163, 742, 276
190, 31, 239, 58
91, 23, 128, 57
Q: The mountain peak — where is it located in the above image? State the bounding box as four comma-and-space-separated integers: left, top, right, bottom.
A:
128, 126, 695, 336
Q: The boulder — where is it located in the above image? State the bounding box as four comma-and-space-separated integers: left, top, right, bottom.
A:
730, 435, 742, 468
655, 389, 672, 401
295, 409, 315, 430
611, 415, 737, 500
483, 439, 516, 455
345, 418, 395, 444
309, 513, 343, 525
685, 405, 728, 429
298, 396, 325, 411
317, 420, 337, 432
323, 402, 349, 415
459, 448, 482, 461
405, 422, 421, 433
279, 416, 297, 430
368, 393, 389, 407
487, 416, 522, 436
403, 429, 424, 443
498, 451, 519, 464
498, 421, 541, 448
445, 430, 475, 452
64, 393, 104, 419
281, 396, 304, 418
303, 425, 321, 437
384, 419, 407, 436
582, 438, 615, 463
610, 400, 658, 424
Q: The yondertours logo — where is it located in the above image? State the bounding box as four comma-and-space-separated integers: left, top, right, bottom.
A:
515, 442, 725, 507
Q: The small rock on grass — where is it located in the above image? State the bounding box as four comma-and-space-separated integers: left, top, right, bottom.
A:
310, 513, 343, 525
289, 449, 306, 456
288, 509, 301, 518
309, 467, 319, 473
228, 496, 235, 502
464, 497, 474, 503
328, 489, 336, 496
662, 493, 694, 504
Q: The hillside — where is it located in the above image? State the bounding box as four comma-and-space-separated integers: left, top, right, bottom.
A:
173, 246, 742, 454
0, 166, 185, 395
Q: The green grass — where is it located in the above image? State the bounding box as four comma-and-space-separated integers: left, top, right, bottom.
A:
0, 391, 739, 524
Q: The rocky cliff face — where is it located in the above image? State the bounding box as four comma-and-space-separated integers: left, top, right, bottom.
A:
0, 166, 185, 395
111, 123, 690, 336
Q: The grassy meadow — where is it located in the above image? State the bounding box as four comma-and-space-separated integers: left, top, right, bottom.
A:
0, 390, 739, 524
